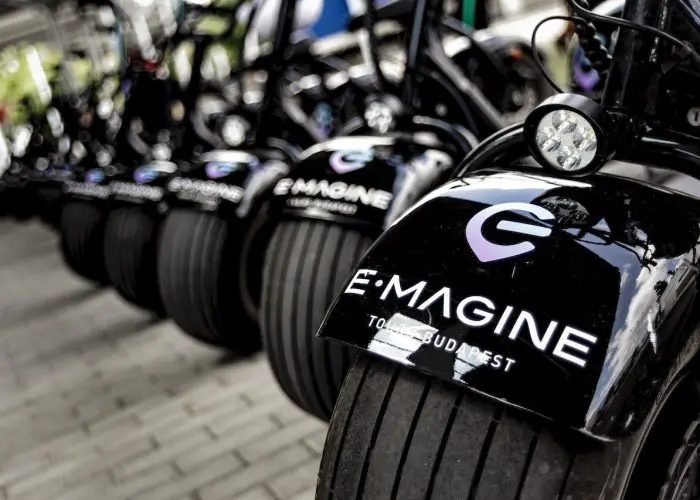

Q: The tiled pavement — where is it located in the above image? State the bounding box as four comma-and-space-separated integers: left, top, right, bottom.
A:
0, 219, 325, 500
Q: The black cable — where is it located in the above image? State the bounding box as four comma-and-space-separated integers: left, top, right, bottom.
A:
568, 0, 700, 65
530, 15, 577, 94
530, 2, 700, 97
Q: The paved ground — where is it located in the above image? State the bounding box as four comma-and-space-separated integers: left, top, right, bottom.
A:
0, 219, 325, 500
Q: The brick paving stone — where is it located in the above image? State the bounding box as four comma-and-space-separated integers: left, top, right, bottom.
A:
0, 220, 327, 500
131, 454, 243, 500
287, 487, 315, 500
174, 418, 278, 472
301, 428, 327, 455
237, 418, 326, 463
198, 444, 315, 500
112, 429, 212, 481
234, 486, 277, 500
266, 456, 322, 499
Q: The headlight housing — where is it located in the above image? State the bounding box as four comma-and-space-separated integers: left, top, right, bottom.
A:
524, 94, 611, 177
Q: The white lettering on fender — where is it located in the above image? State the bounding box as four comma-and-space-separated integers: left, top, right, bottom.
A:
64, 181, 110, 199
167, 177, 243, 203
110, 181, 163, 201
345, 269, 377, 295
552, 326, 598, 368
343, 269, 599, 369
273, 178, 393, 210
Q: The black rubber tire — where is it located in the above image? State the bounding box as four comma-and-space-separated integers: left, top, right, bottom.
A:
104, 206, 165, 315
318, 354, 700, 500
10, 185, 34, 221
260, 220, 372, 421
60, 200, 110, 285
35, 185, 62, 229
157, 208, 261, 353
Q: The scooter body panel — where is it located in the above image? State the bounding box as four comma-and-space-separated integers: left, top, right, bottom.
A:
164, 149, 292, 219
63, 167, 113, 202
106, 161, 176, 210
270, 135, 455, 232
318, 168, 700, 441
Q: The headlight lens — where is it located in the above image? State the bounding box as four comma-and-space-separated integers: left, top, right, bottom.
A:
221, 116, 248, 147
365, 101, 394, 134
97, 99, 114, 119
534, 110, 598, 172
525, 94, 610, 177
152, 143, 172, 161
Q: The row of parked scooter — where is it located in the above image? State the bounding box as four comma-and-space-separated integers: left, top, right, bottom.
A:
1, 0, 561, 416
13, 0, 696, 497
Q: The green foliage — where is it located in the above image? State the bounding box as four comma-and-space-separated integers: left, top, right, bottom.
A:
0, 43, 94, 124
0, 0, 244, 126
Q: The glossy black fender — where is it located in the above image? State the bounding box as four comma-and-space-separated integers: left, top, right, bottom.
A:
63, 167, 113, 203
106, 161, 177, 214
269, 136, 456, 233
164, 149, 293, 220
318, 168, 700, 441
162, 147, 295, 319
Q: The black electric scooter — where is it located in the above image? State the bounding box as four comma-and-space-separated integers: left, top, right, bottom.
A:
4, 99, 44, 222
100, 0, 242, 315
156, 0, 373, 352
59, 68, 129, 285
259, 0, 552, 421
315, 0, 700, 497
59, 0, 154, 286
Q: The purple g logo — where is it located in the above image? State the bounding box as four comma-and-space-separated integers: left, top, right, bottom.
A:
329, 149, 374, 174
133, 165, 158, 184
466, 203, 555, 263
85, 168, 104, 184
205, 161, 238, 179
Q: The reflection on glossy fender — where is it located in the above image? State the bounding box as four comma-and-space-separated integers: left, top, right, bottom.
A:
319, 169, 700, 440
271, 136, 455, 229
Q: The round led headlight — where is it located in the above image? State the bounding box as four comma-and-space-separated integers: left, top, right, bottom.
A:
365, 101, 395, 134
524, 94, 611, 177
152, 143, 172, 161
97, 149, 112, 167
70, 140, 86, 160
221, 116, 249, 147
58, 136, 71, 155
97, 99, 114, 119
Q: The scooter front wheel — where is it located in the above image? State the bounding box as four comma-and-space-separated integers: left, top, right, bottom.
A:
318, 353, 700, 500
157, 208, 261, 353
104, 206, 165, 315
60, 200, 110, 285
260, 220, 372, 421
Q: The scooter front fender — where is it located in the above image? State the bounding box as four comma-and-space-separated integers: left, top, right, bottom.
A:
108, 161, 177, 209
270, 136, 455, 233
318, 168, 700, 441
63, 167, 113, 202
165, 150, 291, 219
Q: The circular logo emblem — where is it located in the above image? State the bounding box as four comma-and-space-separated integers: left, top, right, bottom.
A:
329, 149, 374, 174
85, 168, 105, 184
133, 165, 159, 184
465, 203, 556, 263
205, 161, 238, 180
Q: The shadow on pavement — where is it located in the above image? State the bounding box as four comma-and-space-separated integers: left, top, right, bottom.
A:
0, 287, 105, 333
40, 316, 164, 363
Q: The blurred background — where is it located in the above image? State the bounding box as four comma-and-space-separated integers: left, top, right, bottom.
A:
0, 1, 584, 499
0, 0, 569, 126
